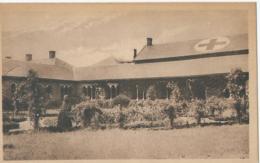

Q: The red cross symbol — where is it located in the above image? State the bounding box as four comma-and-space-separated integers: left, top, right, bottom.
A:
198, 38, 227, 50
194, 37, 230, 52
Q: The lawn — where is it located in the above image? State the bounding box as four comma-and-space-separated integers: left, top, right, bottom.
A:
3, 124, 249, 160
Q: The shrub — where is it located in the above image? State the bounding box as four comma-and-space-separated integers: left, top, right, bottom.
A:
82, 104, 103, 128
2, 96, 13, 111
112, 94, 130, 108
72, 101, 103, 128
100, 107, 121, 124
3, 121, 19, 133
57, 110, 73, 131
169, 100, 189, 117
169, 83, 183, 102
225, 68, 248, 123
70, 96, 82, 105
126, 100, 168, 122
164, 105, 177, 128
118, 111, 126, 128
188, 99, 206, 124
205, 96, 237, 120
95, 99, 113, 108
146, 85, 157, 100
206, 96, 224, 116
46, 99, 61, 109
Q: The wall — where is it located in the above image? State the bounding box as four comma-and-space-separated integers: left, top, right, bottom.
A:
2, 77, 78, 109
3, 73, 248, 110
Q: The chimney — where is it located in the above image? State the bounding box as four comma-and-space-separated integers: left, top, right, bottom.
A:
49, 51, 56, 59
147, 37, 153, 46
133, 49, 137, 59
25, 54, 32, 61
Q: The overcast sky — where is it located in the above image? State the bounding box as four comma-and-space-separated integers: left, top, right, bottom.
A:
1, 4, 248, 67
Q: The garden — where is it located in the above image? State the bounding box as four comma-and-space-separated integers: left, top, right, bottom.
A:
2, 68, 249, 160
3, 68, 249, 133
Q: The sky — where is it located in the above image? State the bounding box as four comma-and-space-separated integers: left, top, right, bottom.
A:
1, 4, 248, 67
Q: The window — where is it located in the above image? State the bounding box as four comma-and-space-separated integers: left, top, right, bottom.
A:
11, 83, 16, 94
82, 86, 87, 96
46, 85, 52, 94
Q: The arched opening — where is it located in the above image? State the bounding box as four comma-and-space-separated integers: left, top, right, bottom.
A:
60, 85, 72, 99
166, 87, 171, 99
111, 85, 116, 98
186, 79, 206, 100
60, 85, 65, 99
92, 86, 96, 99
82, 86, 87, 96
11, 83, 16, 94
64, 86, 68, 95
87, 86, 92, 98
46, 85, 52, 95
67, 86, 72, 95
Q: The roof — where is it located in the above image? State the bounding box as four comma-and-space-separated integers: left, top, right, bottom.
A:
2, 33, 248, 81
134, 34, 248, 62
2, 58, 74, 81
91, 56, 121, 67
75, 54, 248, 81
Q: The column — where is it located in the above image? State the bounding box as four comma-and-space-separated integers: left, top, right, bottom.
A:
205, 86, 208, 99
107, 83, 119, 100
90, 85, 93, 100
85, 84, 93, 100
166, 88, 169, 100
108, 83, 113, 100
136, 84, 139, 101
114, 83, 119, 97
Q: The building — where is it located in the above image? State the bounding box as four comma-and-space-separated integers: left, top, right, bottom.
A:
2, 34, 249, 109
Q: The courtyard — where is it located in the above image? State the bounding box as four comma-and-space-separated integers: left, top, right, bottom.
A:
3, 124, 249, 160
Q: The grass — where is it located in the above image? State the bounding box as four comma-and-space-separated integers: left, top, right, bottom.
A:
3, 124, 249, 160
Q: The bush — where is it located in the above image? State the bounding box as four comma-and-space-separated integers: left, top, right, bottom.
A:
72, 101, 103, 128
95, 99, 113, 108
118, 112, 126, 128
71, 95, 243, 129
112, 94, 130, 108
82, 104, 103, 128
70, 96, 82, 105
125, 100, 168, 122
164, 105, 177, 128
225, 68, 248, 123
206, 96, 233, 116
3, 121, 19, 133
2, 96, 13, 111
57, 110, 73, 131
205, 96, 237, 120
46, 99, 61, 109
169, 100, 189, 117
169, 83, 183, 102
188, 99, 206, 124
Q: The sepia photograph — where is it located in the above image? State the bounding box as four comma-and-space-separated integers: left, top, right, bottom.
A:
1, 3, 257, 161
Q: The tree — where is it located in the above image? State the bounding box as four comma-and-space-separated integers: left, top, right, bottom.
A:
112, 94, 130, 108
15, 69, 46, 130
168, 82, 183, 102
146, 85, 157, 100
225, 68, 248, 123
164, 105, 176, 129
